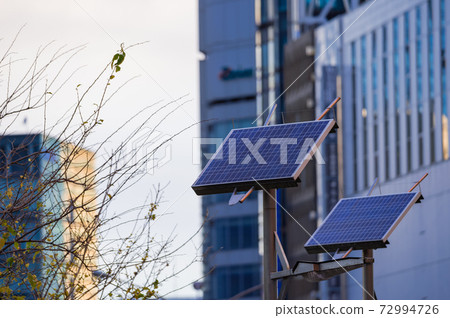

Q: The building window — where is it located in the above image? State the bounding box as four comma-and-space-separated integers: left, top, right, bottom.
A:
441, 0, 449, 159
417, 6, 424, 166
260, 0, 269, 24
213, 264, 260, 299
428, 0, 436, 163
351, 41, 358, 191
382, 25, 390, 180
262, 39, 269, 77
9, 144, 31, 177
213, 216, 258, 251
372, 31, 379, 178
361, 35, 368, 188
393, 18, 400, 175
405, 11, 412, 171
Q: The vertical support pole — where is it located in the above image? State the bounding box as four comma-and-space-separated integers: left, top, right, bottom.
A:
363, 249, 374, 300
362, 177, 378, 300
262, 101, 279, 299
263, 189, 277, 299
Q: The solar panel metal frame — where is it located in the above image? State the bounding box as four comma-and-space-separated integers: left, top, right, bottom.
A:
304, 192, 422, 254
192, 119, 337, 195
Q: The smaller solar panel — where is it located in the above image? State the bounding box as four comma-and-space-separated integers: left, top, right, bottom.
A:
304, 192, 422, 254
192, 119, 336, 195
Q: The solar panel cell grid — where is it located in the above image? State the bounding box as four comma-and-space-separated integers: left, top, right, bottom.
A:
304, 192, 421, 253
192, 119, 335, 195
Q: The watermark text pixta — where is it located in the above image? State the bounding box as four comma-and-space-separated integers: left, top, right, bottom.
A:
192, 137, 325, 165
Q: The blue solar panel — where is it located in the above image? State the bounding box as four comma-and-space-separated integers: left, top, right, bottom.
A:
304, 192, 422, 253
192, 119, 336, 195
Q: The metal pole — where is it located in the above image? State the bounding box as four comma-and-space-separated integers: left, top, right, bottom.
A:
408, 173, 429, 192
264, 104, 278, 126
317, 97, 341, 120
362, 178, 378, 300
363, 249, 374, 300
263, 189, 277, 299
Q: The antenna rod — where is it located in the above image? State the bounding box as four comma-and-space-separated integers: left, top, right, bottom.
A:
264, 104, 278, 126
239, 186, 255, 203
317, 97, 341, 120
408, 173, 429, 192
367, 178, 379, 196
342, 247, 353, 258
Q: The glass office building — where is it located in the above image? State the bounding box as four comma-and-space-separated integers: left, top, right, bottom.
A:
315, 0, 450, 299
198, 0, 261, 299
0, 134, 98, 299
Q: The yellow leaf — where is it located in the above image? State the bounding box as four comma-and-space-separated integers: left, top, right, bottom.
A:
0, 238, 5, 250
0, 286, 12, 294
28, 273, 37, 290
6, 187, 13, 199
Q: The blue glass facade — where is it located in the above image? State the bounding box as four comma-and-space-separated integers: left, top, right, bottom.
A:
0, 135, 42, 299
213, 217, 258, 251
0, 134, 69, 299
199, 0, 260, 300
315, 0, 450, 299
212, 264, 260, 299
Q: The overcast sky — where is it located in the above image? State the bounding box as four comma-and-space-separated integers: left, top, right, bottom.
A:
1, 0, 202, 298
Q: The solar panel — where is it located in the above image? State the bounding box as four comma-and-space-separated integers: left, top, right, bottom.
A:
192, 119, 336, 195
304, 192, 422, 254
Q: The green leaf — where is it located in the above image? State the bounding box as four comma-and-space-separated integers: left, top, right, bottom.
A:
115, 65, 121, 72
0, 238, 5, 250
33, 251, 40, 263
6, 257, 14, 266
28, 273, 36, 290
117, 54, 125, 66
111, 53, 120, 69
14, 241, 19, 250
110, 75, 115, 80
7, 225, 16, 236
